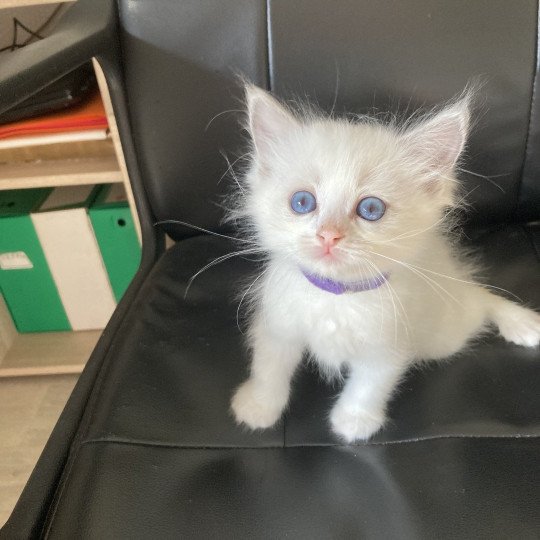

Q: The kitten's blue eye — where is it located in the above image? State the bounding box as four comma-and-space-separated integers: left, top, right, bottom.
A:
357, 196, 386, 221
291, 191, 317, 214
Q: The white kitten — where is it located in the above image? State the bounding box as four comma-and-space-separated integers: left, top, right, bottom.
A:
230, 85, 540, 443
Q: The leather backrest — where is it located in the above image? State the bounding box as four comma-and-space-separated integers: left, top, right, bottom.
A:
119, 0, 539, 238
118, 1, 268, 239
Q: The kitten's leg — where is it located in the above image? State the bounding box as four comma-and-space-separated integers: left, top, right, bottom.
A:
487, 293, 540, 347
330, 354, 408, 442
231, 320, 303, 430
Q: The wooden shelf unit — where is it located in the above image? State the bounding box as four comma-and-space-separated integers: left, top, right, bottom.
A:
0, 155, 122, 189
0, 57, 140, 377
1, 0, 75, 8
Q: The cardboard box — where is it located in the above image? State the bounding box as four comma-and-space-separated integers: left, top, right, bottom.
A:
0, 188, 70, 332
89, 184, 141, 302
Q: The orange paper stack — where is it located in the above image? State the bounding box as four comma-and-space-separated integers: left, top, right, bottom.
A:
0, 91, 108, 148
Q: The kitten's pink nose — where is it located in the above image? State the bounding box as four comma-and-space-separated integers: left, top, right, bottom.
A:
317, 229, 343, 250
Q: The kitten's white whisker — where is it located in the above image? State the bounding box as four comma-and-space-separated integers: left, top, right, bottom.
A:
407, 264, 523, 303
385, 280, 412, 342
185, 248, 261, 298
363, 258, 392, 342
260, 253, 296, 330
335, 245, 410, 343
362, 186, 479, 244
204, 108, 244, 132
154, 219, 257, 245
218, 150, 250, 191
367, 246, 522, 304
371, 262, 386, 341
373, 188, 478, 245
236, 268, 268, 334
457, 167, 507, 193
372, 213, 450, 244
329, 61, 340, 118
365, 249, 460, 307
365, 256, 411, 344
401, 264, 458, 307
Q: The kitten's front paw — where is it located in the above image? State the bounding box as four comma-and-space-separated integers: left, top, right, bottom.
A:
231, 380, 284, 430
497, 307, 540, 348
330, 404, 385, 443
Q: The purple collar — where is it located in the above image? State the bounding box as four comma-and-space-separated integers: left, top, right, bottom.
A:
301, 269, 389, 295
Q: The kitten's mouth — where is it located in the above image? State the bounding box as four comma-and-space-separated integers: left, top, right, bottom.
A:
300, 243, 349, 272
314, 245, 342, 262
321, 251, 337, 260
303, 245, 387, 283
303, 246, 355, 278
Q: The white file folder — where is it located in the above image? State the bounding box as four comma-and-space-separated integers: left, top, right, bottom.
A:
31, 186, 116, 331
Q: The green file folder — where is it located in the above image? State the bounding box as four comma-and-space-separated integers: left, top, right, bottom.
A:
89, 184, 141, 302
0, 189, 70, 332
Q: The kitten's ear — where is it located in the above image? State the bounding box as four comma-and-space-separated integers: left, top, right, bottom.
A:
403, 97, 470, 174
245, 85, 299, 161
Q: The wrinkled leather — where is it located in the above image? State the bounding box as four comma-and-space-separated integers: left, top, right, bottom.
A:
40, 225, 540, 538
46, 440, 540, 539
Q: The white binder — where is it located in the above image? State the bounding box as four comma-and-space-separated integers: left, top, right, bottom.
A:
31, 186, 116, 331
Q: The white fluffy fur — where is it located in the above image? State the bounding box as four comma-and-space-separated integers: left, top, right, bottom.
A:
230, 85, 540, 442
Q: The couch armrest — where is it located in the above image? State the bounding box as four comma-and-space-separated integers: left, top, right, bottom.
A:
0, 0, 119, 115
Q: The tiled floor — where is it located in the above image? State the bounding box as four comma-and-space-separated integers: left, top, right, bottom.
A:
0, 375, 78, 528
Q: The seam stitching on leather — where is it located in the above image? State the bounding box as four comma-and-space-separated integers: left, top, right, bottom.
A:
266, 0, 274, 91
517, 0, 540, 217
78, 433, 540, 451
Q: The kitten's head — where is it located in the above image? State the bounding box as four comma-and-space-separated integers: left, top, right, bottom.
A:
237, 85, 470, 281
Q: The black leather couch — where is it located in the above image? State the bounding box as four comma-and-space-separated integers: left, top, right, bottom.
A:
1, 1, 539, 538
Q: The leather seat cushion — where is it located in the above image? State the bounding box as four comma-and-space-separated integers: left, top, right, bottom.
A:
44, 223, 540, 537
